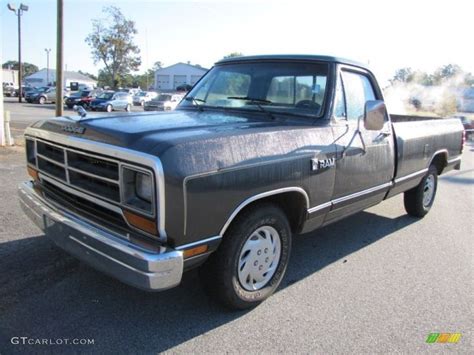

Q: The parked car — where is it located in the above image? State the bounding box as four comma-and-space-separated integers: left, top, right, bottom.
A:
17, 86, 37, 98
2, 83, 16, 97
25, 86, 49, 103
452, 115, 474, 139
176, 84, 193, 92
133, 91, 158, 106
19, 55, 464, 309
143, 93, 183, 111
89, 91, 132, 112
65, 89, 102, 109
32, 87, 69, 104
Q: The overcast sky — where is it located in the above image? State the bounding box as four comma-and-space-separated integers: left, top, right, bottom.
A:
1, 0, 471, 85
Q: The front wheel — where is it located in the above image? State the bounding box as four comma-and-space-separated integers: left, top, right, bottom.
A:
200, 203, 291, 309
404, 165, 438, 217
38, 96, 46, 105
106, 104, 113, 113
125, 104, 131, 112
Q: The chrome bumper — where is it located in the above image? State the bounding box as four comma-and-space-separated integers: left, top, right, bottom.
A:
18, 181, 183, 291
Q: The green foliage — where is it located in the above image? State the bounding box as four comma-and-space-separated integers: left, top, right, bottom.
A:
390, 67, 414, 84
2, 60, 39, 77
222, 52, 243, 59
77, 70, 98, 81
86, 6, 141, 89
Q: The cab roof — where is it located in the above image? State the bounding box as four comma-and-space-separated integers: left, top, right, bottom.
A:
216, 54, 369, 70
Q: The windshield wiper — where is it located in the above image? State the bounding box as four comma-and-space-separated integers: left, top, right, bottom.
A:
227, 96, 275, 120
184, 96, 205, 111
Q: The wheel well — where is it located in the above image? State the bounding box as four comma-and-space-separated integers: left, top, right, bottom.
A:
430, 153, 447, 175
226, 191, 308, 235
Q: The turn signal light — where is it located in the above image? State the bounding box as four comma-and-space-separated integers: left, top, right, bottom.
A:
123, 210, 157, 235
183, 245, 208, 259
27, 166, 39, 181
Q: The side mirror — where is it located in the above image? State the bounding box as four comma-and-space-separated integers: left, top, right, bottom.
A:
364, 100, 387, 131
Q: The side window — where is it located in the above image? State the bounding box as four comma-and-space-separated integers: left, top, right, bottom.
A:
341, 71, 376, 121
333, 74, 346, 119
267, 75, 327, 107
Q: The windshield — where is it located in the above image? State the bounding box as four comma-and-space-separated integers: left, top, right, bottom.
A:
137, 92, 147, 97
180, 62, 329, 117
156, 94, 172, 101
80, 91, 91, 97
97, 92, 114, 100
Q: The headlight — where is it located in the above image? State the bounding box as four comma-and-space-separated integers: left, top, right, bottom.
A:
121, 166, 154, 214
136, 173, 152, 202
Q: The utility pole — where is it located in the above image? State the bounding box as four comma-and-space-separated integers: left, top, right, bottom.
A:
7, 3, 29, 103
45, 48, 51, 85
55, 0, 64, 116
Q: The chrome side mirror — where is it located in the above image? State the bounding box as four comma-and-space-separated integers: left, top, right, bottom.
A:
364, 100, 386, 131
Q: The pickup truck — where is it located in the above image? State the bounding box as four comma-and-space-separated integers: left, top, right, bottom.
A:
19, 55, 464, 309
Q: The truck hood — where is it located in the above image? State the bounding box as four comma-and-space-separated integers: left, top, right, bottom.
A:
29, 109, 302, 155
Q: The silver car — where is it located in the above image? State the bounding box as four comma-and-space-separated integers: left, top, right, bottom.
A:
133, 91, 158, 106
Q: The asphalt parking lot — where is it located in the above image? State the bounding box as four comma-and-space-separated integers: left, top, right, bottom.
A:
0, 100, 473, 353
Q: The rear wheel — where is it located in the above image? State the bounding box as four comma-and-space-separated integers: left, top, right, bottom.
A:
200, 203, 291, 309
404, 165, 438, 217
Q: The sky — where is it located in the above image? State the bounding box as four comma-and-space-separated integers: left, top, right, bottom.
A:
0, 0, 471, 86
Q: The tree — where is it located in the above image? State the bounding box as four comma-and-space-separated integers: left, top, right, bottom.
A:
86, 6, 141, 89
78, 70, 98, 81
222, 52, 243, 59
390, 67, 414, 84
432, 64, 462, 85
2, 61, 38, 77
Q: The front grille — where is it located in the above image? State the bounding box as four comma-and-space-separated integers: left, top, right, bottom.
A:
32, 139, 121, 203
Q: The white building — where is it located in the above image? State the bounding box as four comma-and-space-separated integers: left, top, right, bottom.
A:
24, 69, 97, 89
154, 63, 208, 91
2, 69, 19, 87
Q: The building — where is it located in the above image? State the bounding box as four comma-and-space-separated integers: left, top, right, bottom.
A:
24, 69, 97, 89
2, 69, 19, 87
458, 87, 474, 113
154, 63, 208, 91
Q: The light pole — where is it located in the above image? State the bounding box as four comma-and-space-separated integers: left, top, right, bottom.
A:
7, 3, 29, 103
44, 48, 51, 85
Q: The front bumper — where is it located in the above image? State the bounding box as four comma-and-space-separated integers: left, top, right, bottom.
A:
18, 181, 183, 291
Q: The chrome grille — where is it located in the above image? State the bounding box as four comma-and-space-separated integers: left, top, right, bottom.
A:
27, 137, 136, 209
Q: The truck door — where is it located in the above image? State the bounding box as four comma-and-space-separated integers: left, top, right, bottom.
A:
325, 67, 395, 224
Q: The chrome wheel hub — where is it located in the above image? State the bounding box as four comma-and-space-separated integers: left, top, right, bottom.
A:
237, 226, 281, 291
423, 174, 435, 207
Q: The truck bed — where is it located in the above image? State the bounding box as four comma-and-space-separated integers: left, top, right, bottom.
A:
388, 116, 463, 197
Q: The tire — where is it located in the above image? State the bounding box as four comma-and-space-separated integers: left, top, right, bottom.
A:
200, 203, 292, 310
125, 104, 131, 112
106, 104, 113, 113
404, 165, 438, 217
38, 96, 46, 105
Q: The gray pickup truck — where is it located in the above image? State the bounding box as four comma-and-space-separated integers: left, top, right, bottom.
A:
19, 55, 464, 309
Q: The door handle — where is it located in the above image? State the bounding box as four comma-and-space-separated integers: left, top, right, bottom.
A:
380, 130, 391, 136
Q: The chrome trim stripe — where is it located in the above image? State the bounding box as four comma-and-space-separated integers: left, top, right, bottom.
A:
175, 235, 222, 250
219, 187, 310, 237
332, 182, 392, 206
307, 182, 393, 214
25, 127, 167, 242
307, 201, 332, 214
394, 169, 428, 184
